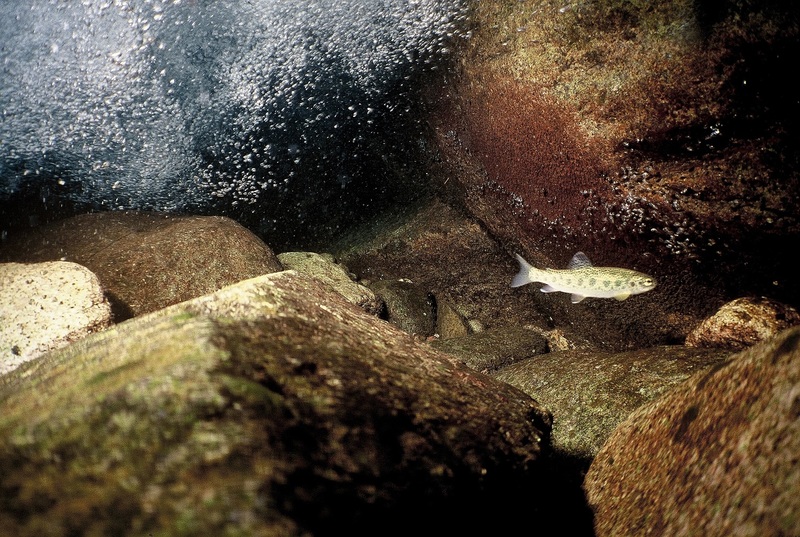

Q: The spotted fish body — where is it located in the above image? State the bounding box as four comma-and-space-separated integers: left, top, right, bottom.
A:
511, 252, 656, 304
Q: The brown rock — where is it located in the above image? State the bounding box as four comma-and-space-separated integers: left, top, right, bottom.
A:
428, 0, 800, 342
336, 199, 543, 338
494, 345, 730, 459
366, 278, 436, 337
584, 327, 800, 537
434, 299, 471, 339
0, 270, 551, 535
430, 325, 548, 374
686, 296, 800, 350
337, 198, 658, 352
0, 211, 283, 319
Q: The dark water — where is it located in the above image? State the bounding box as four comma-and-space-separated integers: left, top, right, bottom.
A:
0, 0, 468, 249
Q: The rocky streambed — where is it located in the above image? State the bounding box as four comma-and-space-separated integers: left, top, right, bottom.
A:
3, 1, 800, 534
1, 202, 798, 536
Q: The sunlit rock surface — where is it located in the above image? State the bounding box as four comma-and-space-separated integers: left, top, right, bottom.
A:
0, 0, 467, 248
0, 271, 551, 535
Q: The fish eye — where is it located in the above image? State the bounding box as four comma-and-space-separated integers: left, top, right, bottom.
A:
643, 278, 654, 286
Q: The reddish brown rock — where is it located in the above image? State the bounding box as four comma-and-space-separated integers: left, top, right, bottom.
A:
0, 211, 283, 319
584, 326, 800, 537
428, 0, 800, 343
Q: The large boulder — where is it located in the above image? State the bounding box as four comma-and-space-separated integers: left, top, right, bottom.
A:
428, 0, 800, 342
494, 345, 731, 460
0, 270, 551, 535
584, 326, 800, 537
0, 211, 283, 319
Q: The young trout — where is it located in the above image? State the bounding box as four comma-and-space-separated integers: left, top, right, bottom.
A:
511, 252, 656, 303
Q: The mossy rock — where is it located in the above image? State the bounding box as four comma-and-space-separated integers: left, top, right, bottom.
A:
0, 271, 550, 536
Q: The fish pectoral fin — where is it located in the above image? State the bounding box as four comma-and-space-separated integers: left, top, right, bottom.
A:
540, 284, 557, 293
613, 293, 631, 301
570, 294, 586, 303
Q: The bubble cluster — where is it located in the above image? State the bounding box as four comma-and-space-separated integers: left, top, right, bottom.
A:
0, 0, 468, 246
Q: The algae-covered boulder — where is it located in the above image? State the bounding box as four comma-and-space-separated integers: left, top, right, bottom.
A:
494, 345, 731, 460
0, 270, 550, 536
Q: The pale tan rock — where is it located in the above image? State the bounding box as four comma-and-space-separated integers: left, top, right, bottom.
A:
686, 296, 800, 350
0, 261, 112, 375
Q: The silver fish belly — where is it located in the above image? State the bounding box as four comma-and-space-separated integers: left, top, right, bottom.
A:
511, 252, 656, 303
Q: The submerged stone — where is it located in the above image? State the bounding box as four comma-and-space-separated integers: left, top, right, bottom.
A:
0, 271, 550, 535
0, 261, 113, 375
585, 327, 800, 537
0, 211, 284, 320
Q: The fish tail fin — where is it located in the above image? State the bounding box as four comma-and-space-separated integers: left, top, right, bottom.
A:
511, 253, 534, 288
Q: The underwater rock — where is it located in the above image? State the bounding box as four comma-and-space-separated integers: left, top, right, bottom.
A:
585, 326, 800, 537
0, 211, 283, 320
430, 325, 548, 374
0, 270, 550, 535
429, 0, 800, 333
277, 251, 383, 316
433, 299, 471, 339
685, 296, 800, 350
0, 0, 468, 249
336, 200, 524, 339
0, 261, 112, 375
337, 198, 684, 350
493, 345, 731, 460
366, 278, 437, 338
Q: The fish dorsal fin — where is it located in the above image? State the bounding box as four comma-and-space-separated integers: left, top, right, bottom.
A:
568, 252, 593, 269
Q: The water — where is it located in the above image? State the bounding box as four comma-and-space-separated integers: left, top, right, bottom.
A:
0, 0, 468, 249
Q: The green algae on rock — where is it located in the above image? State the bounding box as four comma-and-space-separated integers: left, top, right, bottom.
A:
0, 271, 550, 536
494, 345, 732, 460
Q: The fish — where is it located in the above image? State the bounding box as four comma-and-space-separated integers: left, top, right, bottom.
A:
511, 251, 656, 303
